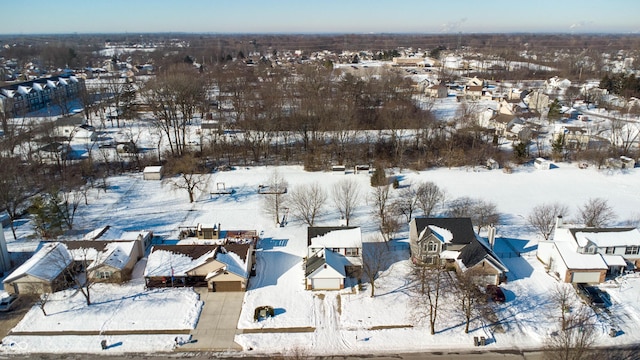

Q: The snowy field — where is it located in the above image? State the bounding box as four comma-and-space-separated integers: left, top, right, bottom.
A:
2, 162, 640, 355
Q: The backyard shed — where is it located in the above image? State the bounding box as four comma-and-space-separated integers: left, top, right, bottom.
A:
143, 166, 163, 180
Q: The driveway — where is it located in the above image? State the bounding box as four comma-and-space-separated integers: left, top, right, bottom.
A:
178, 289, 244, 352
0, 296, 31, 338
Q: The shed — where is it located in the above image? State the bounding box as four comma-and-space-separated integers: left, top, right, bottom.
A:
534, 158, 552, 170
143, 166, 163, 180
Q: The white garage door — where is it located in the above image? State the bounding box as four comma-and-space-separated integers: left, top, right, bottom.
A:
571, 271, 601, 284
312, 278, 341, 290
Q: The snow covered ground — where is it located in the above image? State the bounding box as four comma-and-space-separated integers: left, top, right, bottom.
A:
2, 162, 640, 356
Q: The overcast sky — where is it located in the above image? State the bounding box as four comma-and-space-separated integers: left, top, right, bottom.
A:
1, 0, 638, 34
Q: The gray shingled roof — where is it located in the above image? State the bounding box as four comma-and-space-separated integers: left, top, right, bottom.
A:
413, 218, 475, 246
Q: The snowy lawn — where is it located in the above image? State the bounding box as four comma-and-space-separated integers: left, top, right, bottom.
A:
3, 163, 640, 355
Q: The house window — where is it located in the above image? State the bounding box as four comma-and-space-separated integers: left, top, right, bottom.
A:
427, 242, 438, 252
626, 246, 639, 255
586, 246, 596, 254
605, 247, 615, 255
97, 271, 112, 279
345, 248, 359, 256
332, 248, 341, 253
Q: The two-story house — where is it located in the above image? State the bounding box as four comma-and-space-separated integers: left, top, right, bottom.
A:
409, 218, 476, 265
305, 226, 362, 290
409, 218, 508, 285
537, 216, 639, 283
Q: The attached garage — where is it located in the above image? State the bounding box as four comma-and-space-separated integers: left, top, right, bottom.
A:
311, 278, 342, 290
305, 249, 345, 290
569, 271, 604, 284
211, 280, 243, 292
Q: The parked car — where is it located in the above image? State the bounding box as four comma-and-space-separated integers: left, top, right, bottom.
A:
486, 285, 506, 303
0, 294, 18, 312
577, 283, 606, 307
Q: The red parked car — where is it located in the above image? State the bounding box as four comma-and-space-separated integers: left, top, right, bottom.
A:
486, 285, 506, 303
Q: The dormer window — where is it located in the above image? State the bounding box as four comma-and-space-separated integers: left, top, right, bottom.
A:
586, 245, 596, 254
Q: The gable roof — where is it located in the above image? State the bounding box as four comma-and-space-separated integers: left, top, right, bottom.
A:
305, 248, 345, 278
457, 238, 508, 273
4, 242, 72, 283
144, 245, 217, 277
88, 242, 136, 271
308, 227, 362, 249
569, 228, 640, 248
215, 245, 249, 278
413, 218, 476, 246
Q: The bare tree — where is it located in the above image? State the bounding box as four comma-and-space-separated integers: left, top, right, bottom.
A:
361, 236, 391, 297
446, 196, 475, 218
288, 183, 326, 226
261, 169, 289, 226
370, 185, 395, 241
415, 181, 444, 217
392, 185, 419, 223
410, 264, 449, 335
543, 305, 597, 360
331, 179, 360, 226
67, 247, 97, 306
456, 271, 483, 334
528, 203, 570, 240
471, 199, 500, 234
551, 284, 575, 331
578, 198, 616, 227
0, 156, 34, 239
164, 153, 207, 203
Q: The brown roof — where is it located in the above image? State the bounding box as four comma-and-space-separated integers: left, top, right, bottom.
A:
151, 245, 218, 259
222, 243, 251, 262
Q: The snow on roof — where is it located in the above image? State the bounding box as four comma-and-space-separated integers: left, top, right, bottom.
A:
439, 250, 460, 260
573, 228, 640, 248
215, 249, 248, 278
555, 242, 607, 270
428, 225, 453, 243
4, 242, 72, 283
602, 254, 627, 267
143, 166, 163, 173
144, 248, 216, 277
309, 227, 362, 249
83, 226, 150, 241
88, 242, 135, 271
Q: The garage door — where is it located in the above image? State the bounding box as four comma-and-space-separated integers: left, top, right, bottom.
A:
312, 278, 341, 290
212, 281, 243, 292
571, 271, 601, 284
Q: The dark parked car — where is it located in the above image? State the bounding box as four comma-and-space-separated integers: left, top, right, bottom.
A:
577, 283, 606, 307
0, 294, 18, 312
486, 285, 506, 303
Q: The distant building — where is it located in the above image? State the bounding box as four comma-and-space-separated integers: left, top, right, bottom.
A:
0, 75, 86, 118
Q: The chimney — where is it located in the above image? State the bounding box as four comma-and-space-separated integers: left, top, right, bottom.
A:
487, 224, 496, 250
555, 216, 563, 230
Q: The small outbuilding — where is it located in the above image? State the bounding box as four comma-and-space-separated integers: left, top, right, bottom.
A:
143, 166, 163, 180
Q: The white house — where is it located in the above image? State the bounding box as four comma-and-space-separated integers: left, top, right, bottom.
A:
536, 217, 639, 283
305, 227, 362, 290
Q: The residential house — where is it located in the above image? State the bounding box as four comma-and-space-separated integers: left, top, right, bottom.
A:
457, 238, 508, 285
463, 77, 485, 100
83, 225, 153, 254
537, 217, 640, 283
409, 218, 508, 284
305, 248, 346, 290
145, 241, 254, 292
409, 218, 476, 265
488, 113, 526, 138
306, 226, 363, 290
63, 240, 141, 283
425, 84, 448, 98
0, 75, 86, 118
3, 242, 73, 295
